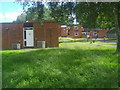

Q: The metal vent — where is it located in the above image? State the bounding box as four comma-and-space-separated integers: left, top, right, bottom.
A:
37, 41, 45, 48
12, 43, 20, 50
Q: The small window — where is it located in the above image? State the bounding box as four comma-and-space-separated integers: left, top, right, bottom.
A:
82, 31, 87, 35
93, 31, 97, 35
75, 31, 78, 36
24, 31, 26, 39
68, 30, 70, 35
86, 32, 90, 35
24, 41, 26, 46
24, 27, 33, 30
68, 26, 71, 30
74, 26, 78, 30
64, 29, 66, 33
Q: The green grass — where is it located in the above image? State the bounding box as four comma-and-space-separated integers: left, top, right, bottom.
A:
2, 38, 118, 88
94, 41, 116, 46
59, 37, 117, 46
59, 37, 87, 43
106, 38, 117, 42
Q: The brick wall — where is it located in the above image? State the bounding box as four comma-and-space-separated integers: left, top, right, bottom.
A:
59, 24, 84, 38
59, 25, 109, 38
1, 23, 23, 49
44, 22, 59, 47
1, 21, 59, 50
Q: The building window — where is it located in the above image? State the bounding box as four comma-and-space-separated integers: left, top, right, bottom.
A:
68, 26, 71, 30
68, 30, 70, 35
64, 29, 66, 33
24, 41, 26, 46
82, 31, 87, 35
93, 31, 97, 36
24, 31, 26, 39
75, 31, 78, 36
86, 32, 90, 35
74, 26, 78, 30
24, 27, 33, 30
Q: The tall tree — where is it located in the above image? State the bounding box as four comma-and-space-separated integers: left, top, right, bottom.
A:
15, 0, 45, 22
47, 2, 76, 24
15, 13, 26, 23
74, 2, 120, 53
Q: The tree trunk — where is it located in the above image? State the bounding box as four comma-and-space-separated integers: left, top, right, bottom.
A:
113, 3, 120, 53
116, 28, 120, 53
117, 2, 120, 53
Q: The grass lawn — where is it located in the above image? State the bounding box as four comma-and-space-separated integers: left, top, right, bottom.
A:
59, 37, 117, 46
106, 38, 117, 42
2, 38, 118, 88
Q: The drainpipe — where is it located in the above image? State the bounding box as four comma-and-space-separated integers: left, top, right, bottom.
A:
6, 28, 9, 49
42, 22, 46, 48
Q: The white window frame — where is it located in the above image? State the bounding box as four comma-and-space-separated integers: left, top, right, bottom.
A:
82, 32, 87, 35
68, 26, 71, 30
74, 31, 78, 36
64, 29, 66, 33
74, 26, 78, 30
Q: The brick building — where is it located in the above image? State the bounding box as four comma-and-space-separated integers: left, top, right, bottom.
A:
59, 25, 109, 38
82, 28, 109, 38
1, 20, 59, 50
59, 24, 84, 38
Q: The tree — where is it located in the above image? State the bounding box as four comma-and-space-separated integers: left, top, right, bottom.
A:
74, 2, 120, 53
15, 0, 120, 53
43, 7, 54, 20
15, 14, 26, 23
47, 2, 76, 24
15, 0, 45, 22
15, 3, 53, 22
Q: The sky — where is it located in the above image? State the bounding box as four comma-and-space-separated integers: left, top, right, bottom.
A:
0, 1, 24, 22
0, 1, 78, 24
0, 0, 49, 23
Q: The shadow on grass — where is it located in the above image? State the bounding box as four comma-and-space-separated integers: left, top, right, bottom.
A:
2, 47, 118, 88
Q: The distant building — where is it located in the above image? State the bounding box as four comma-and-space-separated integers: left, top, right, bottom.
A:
59, 25, 110, 38
106, 28, 117, 38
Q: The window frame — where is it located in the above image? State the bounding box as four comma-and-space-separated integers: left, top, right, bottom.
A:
74, 26, 78, 30
74, 31, 78, 36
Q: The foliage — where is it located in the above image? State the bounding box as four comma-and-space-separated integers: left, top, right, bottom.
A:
14, 14, 26, 23
74, 2, 120, 52
15, 6, 53, 22
75, 2, 118, 28
47, 2, 76, 24
2, 39, 118, 88
15, 1, 45, 22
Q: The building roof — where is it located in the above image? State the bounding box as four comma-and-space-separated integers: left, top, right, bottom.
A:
61, 25, 67, 28
27, 20, 57, 23
84, 28, 110, 31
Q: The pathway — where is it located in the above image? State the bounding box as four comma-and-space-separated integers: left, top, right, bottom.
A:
94, 43, 116, 47
92, 38, 116, 47
92, 38, 117, 43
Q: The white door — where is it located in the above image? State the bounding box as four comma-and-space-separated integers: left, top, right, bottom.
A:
24, 30, 34, 47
